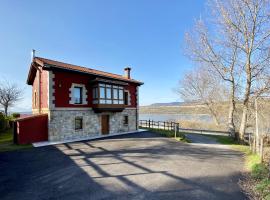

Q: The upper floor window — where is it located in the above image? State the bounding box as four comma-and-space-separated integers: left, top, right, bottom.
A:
93, 83, 124, 105
74, 87, 82, 104
69, 83, 88, 105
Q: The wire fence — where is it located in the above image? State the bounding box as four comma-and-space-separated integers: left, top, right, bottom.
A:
251, 97, 270, 164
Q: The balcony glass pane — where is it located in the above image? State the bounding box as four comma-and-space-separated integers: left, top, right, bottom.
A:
113, 89, 118, 99
119, 100, 124, 104
100, 99, 106, 104
106, 99, 112, 104
106, 88, 112, 98
100, 87, 105, 98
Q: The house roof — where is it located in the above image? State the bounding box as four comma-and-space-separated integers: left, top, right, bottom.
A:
27, 57, 143, 85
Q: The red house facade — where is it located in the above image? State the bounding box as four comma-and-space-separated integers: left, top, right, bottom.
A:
27, 55, 143, 142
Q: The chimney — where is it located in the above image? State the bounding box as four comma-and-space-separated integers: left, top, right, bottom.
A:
124, 67, 131, 79
31, 49, 36, 61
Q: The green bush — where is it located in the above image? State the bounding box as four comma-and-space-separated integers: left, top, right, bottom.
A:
11, 113, 20, 118
251, 163, 269, 180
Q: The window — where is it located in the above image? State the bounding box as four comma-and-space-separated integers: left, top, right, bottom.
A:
123, 116, 128, 125
92, 84, 124, 105
75, 117, 83, 130
74, 87, 82, 104
124, 91, 129, 105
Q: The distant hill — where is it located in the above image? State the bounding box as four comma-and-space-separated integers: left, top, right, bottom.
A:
148, 102, 184, 107
140, 101, 210, 114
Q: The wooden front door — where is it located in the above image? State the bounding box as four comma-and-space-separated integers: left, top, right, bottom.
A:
101, 115, 110, 135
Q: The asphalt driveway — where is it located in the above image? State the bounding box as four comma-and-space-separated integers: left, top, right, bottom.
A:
0, 131, 246, 200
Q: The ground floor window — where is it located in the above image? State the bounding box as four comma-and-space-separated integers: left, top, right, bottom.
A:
123, 116, 128, 125
75, 117, 83, 130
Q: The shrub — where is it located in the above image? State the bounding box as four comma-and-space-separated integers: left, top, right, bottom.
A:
11, 113, 20, 118
251, 163, 269, 180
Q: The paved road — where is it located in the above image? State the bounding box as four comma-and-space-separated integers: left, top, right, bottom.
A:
0, 131, 246, 200
185, 133, 220, 144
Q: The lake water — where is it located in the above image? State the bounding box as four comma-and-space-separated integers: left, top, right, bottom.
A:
139, 113, 213, 122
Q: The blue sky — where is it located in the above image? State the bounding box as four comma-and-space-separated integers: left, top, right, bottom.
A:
0, 0, 205, 112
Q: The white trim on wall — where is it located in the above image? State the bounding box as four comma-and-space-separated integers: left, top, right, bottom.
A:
48, 71, 55, 109
125, 90, 131, 106
69, 83, 88, 105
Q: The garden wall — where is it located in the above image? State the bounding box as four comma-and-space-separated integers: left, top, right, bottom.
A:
15, 114, 48, 144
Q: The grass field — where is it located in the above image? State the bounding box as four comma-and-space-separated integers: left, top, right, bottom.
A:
0, 129, 32, 152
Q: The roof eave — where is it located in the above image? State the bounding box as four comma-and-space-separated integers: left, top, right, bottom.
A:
26, 58, 45, 85
45, 64, 144, 85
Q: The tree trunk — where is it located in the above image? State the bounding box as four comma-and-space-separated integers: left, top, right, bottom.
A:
239, 105, 248, 141
4, 105, 8, 116
228, 80, 236, 139
228, 98, 236, 138
239, 64, 252, 141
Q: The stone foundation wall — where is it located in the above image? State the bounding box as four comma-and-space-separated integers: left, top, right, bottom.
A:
109, 108, 137, 133
48, 108, 137, 141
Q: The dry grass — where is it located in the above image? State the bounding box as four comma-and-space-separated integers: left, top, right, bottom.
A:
178, 120, 227, 131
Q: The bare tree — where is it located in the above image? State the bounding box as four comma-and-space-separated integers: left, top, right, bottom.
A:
176, 66, 228, 126
214, 0, 270, 140
184, 16, 242, 138
0, 81, 23, 116
184, 0, 270, 141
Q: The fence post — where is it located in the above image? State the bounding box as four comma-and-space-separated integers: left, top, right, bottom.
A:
249, 133, 252, 151
260, 136, 264, 163
177, 123, 179, 137
148, 119, 150, 129
174, 123, 177, 139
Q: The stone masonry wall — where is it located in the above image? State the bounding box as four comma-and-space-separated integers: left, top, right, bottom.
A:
48, 108, 137, 141
109, 108, 137, 133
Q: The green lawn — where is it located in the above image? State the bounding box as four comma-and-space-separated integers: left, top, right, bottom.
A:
0, 129, 32, 152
